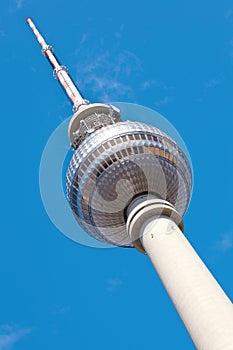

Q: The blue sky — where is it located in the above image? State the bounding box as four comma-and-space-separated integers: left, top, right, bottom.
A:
0, 0, 233, 349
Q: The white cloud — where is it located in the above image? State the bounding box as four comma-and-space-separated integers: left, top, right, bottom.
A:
224, 8, 233, 19
196, 76, 223, 101
205, 78, 221, 88
114, 24, 124, 40
106, 277, 123, 292
0, 30, 6, 37
83, 74, 131, 102
80, 34, 88, 45
53, 305, 70, 315
0, 326, 31, 350
216, 233, 233, 251
230, 40, 233, 59
16, 0, 24, 9
141, 80, 154, 90
75, 50, 141, 102
155, 96, 172, 106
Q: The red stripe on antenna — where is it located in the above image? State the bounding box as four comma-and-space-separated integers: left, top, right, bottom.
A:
26, 17, 88, 111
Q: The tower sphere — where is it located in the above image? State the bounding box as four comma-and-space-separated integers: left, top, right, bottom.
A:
66, 103, 192, 247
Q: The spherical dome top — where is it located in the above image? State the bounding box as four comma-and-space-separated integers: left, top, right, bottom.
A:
66, 121, 192, 247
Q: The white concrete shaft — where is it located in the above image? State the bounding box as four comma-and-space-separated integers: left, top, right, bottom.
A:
140, 217, 233, 350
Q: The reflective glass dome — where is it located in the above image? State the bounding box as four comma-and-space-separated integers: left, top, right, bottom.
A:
66, 121, 192, 247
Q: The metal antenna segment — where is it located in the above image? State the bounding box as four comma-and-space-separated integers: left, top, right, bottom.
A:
26, 17, 87, 111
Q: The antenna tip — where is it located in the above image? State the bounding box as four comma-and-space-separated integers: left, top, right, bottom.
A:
26, 17, 32, 23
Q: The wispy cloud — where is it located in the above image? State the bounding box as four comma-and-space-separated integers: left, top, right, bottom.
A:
196, 76, 223, 101
205, 78, 221, 88
53, 305, 70, 315
216, 233, 233, 252
114, 24, 124, 40
224, 8, 233, 19
0, 326, 31, 350
0, 30, 6, 38
75, 49, 142, 102
83, 74, 131, 102
230, 40, 233, 59
141, 80, 173, 107
141, 80, 154, 90
16, 0, 24, 9
155, 96, 172, 106
106, 277, 123, 292
141, 80, 172, 91
80, 34, 88, 45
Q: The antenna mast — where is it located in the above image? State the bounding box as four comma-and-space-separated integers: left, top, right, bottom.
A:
26, 17, 87, 111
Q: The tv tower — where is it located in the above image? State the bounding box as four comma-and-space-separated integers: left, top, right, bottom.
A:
27, 18, 233, 350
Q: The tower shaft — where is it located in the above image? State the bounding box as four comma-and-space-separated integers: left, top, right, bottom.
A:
128, 201, 233, 350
